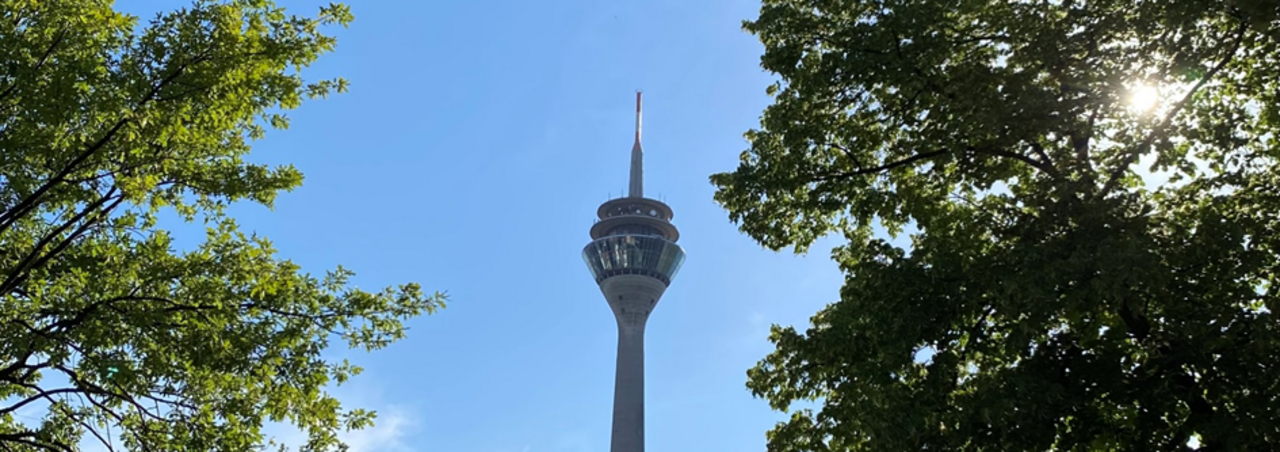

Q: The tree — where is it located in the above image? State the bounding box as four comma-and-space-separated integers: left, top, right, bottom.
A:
712, 0, 1280, 450
0, 1, 444, 450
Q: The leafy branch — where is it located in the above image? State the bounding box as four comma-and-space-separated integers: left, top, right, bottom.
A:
1098, 20, 1250, 197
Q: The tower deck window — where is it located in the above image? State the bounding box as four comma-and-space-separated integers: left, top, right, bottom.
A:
582, 235, 685, 286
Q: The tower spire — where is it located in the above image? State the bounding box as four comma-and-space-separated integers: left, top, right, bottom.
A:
629, 91, 643, 198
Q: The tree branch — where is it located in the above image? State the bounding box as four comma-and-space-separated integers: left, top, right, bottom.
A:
0, 358, 48, 387
0, 28, 68, 103
1073, 108, 1098, 168
0, 387, 86, 416
981, 147, 1061, 179
20, 194, 127, 283
0, 188, 122, 295
0, 432, 75, 452
0, 51, 209, 236
815, 149, 950, 181
1030, 141, 1054, 169
817, 145, 1060, 182
879, 26, 1062, 181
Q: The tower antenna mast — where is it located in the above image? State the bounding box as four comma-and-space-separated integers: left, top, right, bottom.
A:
628, 91, 644, 198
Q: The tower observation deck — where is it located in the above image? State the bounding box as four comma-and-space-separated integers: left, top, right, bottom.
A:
581, 92, 685, 452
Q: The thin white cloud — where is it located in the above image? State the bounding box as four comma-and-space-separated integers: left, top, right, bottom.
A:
258, 405, 417, 452
260, 421, 308, 450
551, 432, 594, 452
257, 374, 419, 452
341, 406, 415, 452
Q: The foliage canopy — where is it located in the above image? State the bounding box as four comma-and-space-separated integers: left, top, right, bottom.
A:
0, 1, 444, 450
713, 0, 1280, 450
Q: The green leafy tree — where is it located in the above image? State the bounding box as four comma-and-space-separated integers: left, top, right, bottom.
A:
0, 1, 444, 450
713, 0, 1279, 450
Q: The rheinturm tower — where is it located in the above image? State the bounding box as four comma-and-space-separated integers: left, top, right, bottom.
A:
582, 92, 686, 452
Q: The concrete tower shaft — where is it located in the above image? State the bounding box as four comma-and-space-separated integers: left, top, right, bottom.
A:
601, 274, 666, 452
580, 93, 684, 452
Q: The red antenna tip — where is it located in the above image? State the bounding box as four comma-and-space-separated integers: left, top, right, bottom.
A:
634, 91, 643, 144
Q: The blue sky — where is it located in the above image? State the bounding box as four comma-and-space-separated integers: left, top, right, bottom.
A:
108, 0, 853, 451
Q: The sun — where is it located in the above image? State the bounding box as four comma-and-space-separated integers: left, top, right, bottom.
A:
1128, 83, 1161, 112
